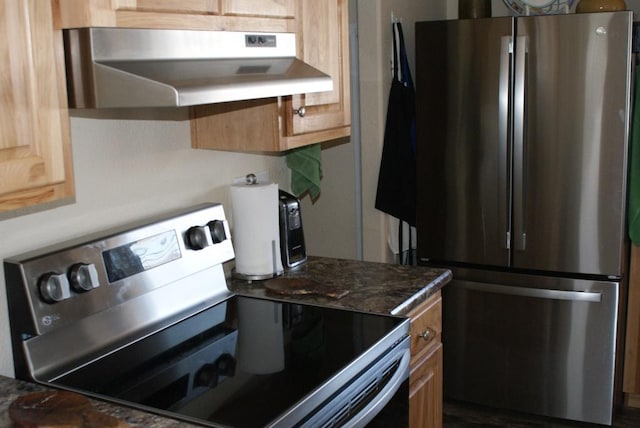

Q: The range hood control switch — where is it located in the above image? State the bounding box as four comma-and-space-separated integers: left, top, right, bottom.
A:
245, 34, 277, 47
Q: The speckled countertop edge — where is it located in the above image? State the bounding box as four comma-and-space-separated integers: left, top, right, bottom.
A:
0, 256, 451, 427
229, 256, 452, 317
0, 378, 198, 427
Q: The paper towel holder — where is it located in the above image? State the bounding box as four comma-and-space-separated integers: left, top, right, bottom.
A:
232, 239, 283, 281
230, 176, 284, 281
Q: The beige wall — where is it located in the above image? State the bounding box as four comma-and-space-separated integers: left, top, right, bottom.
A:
299, 140, 358, 260
0, 113, 289, 377
358, 0, 449, 262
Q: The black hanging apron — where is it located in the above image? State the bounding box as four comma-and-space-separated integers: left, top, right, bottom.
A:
374, 22, 416, 264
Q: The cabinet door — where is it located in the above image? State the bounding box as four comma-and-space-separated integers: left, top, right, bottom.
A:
0, 0, 74, 213
114, 0, 295, 18
191, 0, 351, 152
287, 0, 350, 136
114, 0, 220, 15
624, 245, 640, 406
221, 0, 294, 18
54, 0, 293, 32
409, 343, 443, 428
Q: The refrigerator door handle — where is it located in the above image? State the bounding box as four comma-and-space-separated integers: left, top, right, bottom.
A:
513, 35, 528, 251
458, 280, 602, 303
499, 36, 511, 250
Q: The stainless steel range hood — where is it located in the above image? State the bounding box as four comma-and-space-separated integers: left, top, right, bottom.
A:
63, 28, 333, 108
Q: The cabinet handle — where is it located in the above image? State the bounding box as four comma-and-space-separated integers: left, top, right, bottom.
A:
419, 328, 433, 342
293, 106, 306, 118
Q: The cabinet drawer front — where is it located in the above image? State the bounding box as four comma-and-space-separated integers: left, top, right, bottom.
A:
408, 292, 442, 358
409, 343, 443, 428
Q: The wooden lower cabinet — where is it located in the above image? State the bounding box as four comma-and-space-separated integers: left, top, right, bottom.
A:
407, 291, 443, 428
410, 343, 443, 428
624, 244, 640, 406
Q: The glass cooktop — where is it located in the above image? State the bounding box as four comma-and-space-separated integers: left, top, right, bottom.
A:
52, 295, 407, 427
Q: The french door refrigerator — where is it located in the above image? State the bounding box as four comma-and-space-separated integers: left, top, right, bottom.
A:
415, 11, 632, 425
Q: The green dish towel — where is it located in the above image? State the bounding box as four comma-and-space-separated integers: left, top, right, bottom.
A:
286, 143, 322, 199
630, 67, 640, 245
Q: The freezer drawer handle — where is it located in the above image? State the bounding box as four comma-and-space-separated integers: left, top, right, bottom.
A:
460, 281, 602, 303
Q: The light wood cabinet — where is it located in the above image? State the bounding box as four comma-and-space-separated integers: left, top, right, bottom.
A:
191, 0, 351, 152
0, 0, 74, 214
407, 291, 443, 428
52, 0, 294, 32
624, 245, 640, 407
54, 0, 351, 152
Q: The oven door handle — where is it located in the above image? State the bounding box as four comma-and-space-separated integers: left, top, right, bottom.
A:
344, 346, 411, 428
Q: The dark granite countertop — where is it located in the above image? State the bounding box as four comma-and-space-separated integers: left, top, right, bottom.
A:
0, 257, 450, 427
229, 256, 452, 316
0, 377, 198, 427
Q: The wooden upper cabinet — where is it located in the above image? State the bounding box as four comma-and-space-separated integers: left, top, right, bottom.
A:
287, 0, 350, 136
0, 0, 74, 213
221, 0, 294, 18
192, 0, 351, 152
53, 0, 351, 153
53, 0, 295, 31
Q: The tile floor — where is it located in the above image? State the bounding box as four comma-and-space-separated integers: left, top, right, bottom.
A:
443, 400, 640, 427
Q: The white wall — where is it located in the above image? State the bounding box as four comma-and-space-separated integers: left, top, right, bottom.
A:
357, 0, 449, 263
299, 140, 358, 259
0, 114, 289, 377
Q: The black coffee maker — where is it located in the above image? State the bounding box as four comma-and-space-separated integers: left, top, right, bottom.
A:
278, 190, 307, 269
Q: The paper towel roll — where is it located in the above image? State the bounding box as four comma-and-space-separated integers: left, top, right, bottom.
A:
230, 181, 283, 278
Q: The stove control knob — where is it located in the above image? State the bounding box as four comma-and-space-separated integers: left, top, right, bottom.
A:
38, 273, 71, 303
68, 263, 100, 292
187, 225, 212, 250
208, 220, 227, 244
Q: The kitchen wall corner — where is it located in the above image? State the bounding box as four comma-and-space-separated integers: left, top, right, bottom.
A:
357, 0, 449, 263
0, 115, 288, 377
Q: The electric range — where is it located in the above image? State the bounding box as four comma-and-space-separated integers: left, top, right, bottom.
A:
4, 203, 410, 427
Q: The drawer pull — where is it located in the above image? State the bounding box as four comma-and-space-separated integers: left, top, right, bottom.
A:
419, 328, 433, 342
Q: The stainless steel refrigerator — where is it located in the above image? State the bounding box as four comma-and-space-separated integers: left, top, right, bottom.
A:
415, 12, 632, 425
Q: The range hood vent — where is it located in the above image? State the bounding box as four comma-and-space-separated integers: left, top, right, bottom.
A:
63, 28, 333, 108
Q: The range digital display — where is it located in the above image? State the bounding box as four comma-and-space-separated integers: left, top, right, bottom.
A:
102, 230, 181, 283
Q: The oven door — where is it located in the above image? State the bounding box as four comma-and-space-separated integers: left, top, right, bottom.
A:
290, 335, 410, 428
36, 296, 410, 428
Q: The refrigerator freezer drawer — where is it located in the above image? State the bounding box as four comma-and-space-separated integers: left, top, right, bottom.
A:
443, 272, 619, 425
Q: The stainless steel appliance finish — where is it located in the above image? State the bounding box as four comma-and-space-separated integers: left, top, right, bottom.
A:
5, 203, 409, 427
415, 12, 632, 425
445, 268, 619, 425
63, 28, 333, 108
